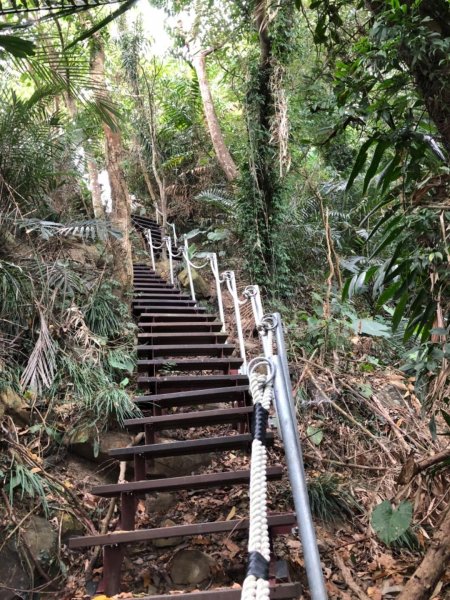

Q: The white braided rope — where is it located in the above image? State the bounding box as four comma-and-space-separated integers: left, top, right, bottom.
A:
241, 371, 274, 600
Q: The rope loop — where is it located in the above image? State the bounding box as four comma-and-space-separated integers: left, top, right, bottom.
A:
241, 357, 275, 600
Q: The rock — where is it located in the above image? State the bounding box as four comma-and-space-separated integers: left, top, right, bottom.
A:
65, 242, 102, 266
152, 519, 182, 548
0, 543, 30, 600
22, 516, 57, 567
60, 511, 84, 539
170, 549, 211, 585
178, 268, 211, 299
69, 429, 131, 464
0, 388, 30, 425
147, 451, 214, 478
145, 492, 177, 515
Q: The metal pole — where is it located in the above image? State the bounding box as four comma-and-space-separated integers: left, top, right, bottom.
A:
271, 330, 327, 600
165, 236, 174, 285
170, 222, 178, 246
246, 285, 273, 357
146, 229, 156, 271
210, 253, 226, 332
184, 238, 196, 303
225, 271, 247, 373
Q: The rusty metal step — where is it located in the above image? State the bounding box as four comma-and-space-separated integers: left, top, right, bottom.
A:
133, 306, 208, 315
134, 287, 180, 293
133, 385, 248, 408
91, 466, 283, 498
137, 358, 242, 374
133, 301, 198, 309
138, 322, 223, 333
125, 583, 302, 600
137, 332, 229, 345
69, 513, 295, 548
134, 294, 189, 301
136, 343, 234, 357
139, 313, 218, 322
137, 374, 248, 393
125, 406, 253, 430
108, 433, 268, 460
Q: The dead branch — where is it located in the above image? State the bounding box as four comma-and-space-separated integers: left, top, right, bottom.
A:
397, 446, 450, 485
334, 552, 371, 600
397, 501, 450, 600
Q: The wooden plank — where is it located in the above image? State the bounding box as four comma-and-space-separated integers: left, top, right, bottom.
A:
91, 466, 283, 497
69, 513, 295, 548
133, 385, 249, 407
126, 583, 302, 600
124, 405, 253, 429
108, 433, 271, 459
136, 343, 235, 357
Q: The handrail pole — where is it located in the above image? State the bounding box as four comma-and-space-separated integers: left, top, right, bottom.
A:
171, 222, 178, 246
225, 271, 247, 373
165, 236, 174, 285
184, 237, 196, 303
146, 229, 156, 271
246, 285, 272, 357
210, 253, 225, 332
271, 314, 327, 600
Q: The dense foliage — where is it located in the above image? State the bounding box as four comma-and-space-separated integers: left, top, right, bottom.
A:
0, 0, 449, 596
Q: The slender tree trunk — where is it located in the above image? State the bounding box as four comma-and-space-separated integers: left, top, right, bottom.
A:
193, 50, 239, 182
134, 137, 157, 205
86, 155, 104, 219
90, 39, 132, 293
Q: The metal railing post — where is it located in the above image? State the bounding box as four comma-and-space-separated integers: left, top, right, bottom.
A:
170, 222, 178, 246
270, 314, 327, 600
245, 285, 272, 357
224, 271, 247, 373
184, 238, 196, 303
210, 253, 225, 331
165, 236, 174, 285
146, 229, 156, 271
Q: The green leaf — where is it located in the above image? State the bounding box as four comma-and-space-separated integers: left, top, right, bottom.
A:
363, 140, 389, 194
306, 426, 323, 445
0, 35, 35, 57
376, 280, 402, 309
66, 0, 138, 49
358, 383, 373, 398
350, 318, 391, 338
441, 410, 450, 430
392, 292, 408, 331
371, 500, 412, 545
346, 138, 376, 191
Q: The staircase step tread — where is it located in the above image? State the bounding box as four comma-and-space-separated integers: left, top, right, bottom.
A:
108, 433, 270, 459
137, 375, 247, 383
136, 344, 235, 359
91, 466, 283, 497
137, 333, 228, 340
125, 583, 301, 600
140, 313, 218, 320
124, 405, 253, 429
133, 385, 248, 405
137, 358, 242, 372
68, 513, 295, 548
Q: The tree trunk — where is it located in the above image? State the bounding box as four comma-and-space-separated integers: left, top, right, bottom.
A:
193, 51, 239, 182
397, 502, 450, 600
91, 39, 132, 293
134, 137, 158, 205
86, 155, 104, 219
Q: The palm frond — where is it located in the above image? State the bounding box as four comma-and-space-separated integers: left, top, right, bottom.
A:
20, 312, 58, 393
17, 218, 122, 241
